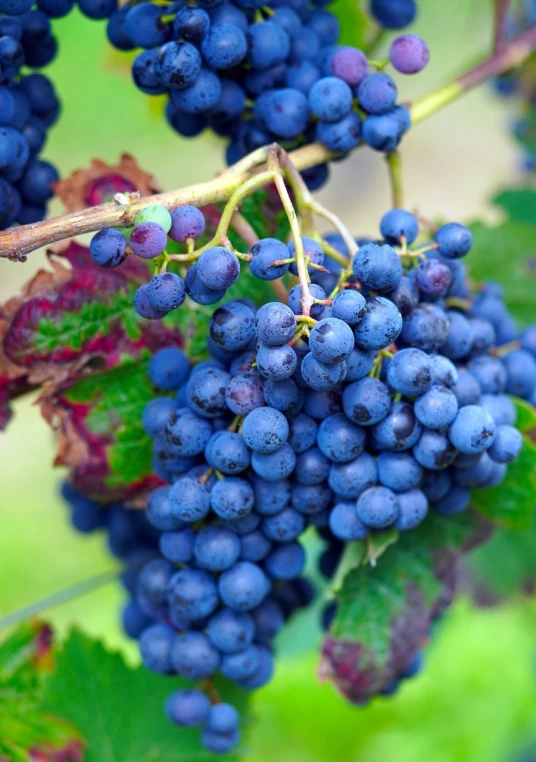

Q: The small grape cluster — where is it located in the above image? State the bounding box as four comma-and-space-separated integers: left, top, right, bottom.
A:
84, 0, 429, 186
0, 0, 66, 227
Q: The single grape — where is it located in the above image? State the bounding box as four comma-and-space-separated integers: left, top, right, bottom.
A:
301, 353, 347, 391
413, 429, 457, 470
194, 525, 241, 571
317, 413, 365, 462
327, 452, 377, 498
354, 296, 403, 350
201, 23, 247, 69
329, 45, 368, 86
393, 488, 428, 530
255, 302, 297, 345
352, 242, 403, 291
309, 76, 353, 122
487, 424, 522, 464
221, 644, 261, 681
389, 34, 429, 74
242, 406, 289, 453
357, 72, 397, 114
415, 259, 451, 295
149, 348, 189, 389
414, 386, 459, 429
329, 501, 368, 541
249, 237, 291, 280
377, 451, 423, 491
169, 476, 211, 522
139, 624, 175, 674
251, 442, 297, 481
316, 112, 362, 152
89, 228, 127, 268
433, 486, 470, 516
210, 477, 255, 520
210, 301, 255, 351
159, 528, 194, 564
130, 221, 168, 259
356, 485, 399, 528
185, 264, 227, 305
218, 561, 271, 611
265, 542, 306, 580
342, 377, 391, 425
166, 689, 211, 727
172, 631, 220, 680
147, 272, 186, 313
434, 222, 472, 259
288, 283, 327, 319
257, 344, 298, 381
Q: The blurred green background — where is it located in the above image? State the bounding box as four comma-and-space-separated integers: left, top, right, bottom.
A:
2, 1, 536, 760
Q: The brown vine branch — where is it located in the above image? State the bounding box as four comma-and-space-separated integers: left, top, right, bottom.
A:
2, 23, 536, 262
494, 0, 512, 53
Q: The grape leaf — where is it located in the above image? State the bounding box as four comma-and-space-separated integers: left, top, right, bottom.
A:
493, 187, 536, 224
331, 0, 375, 49
0, 622, 85, 762
41, 630, 250, 762
471, 399, 536, 530
468, 218, 536, 324
468, 400, 536, 597
320, 511, 489, 703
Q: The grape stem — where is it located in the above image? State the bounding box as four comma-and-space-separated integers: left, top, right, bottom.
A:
0, 570, 118, 630
494, 0, 512, 53
267, 145, 314, 317
2, 24, 536, 261
385, 150, 403, 209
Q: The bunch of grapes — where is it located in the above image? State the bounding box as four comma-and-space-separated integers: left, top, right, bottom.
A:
77, 0, 429, 187
0, 0, 67, 227
80, 196, 536, 753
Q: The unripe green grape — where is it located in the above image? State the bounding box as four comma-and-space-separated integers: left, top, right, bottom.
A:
135, 204, 173, 233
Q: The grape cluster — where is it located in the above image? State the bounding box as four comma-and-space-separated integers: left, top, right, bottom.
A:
0, 0, 65, 227
87, 0, 428, 186
126, 204, 535, 749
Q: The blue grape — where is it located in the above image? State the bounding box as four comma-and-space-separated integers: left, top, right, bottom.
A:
503, 349, 536, 398
211, 477, 254, 520
415, 259, 451, 295
166, 689, 211, 727
132, 50, 167, 95
221, 645, 261, 680
185, 265, 226, 305
193, 525, 241, 571
169, 206, 205, 242
265, 542, 305, 580
413, 429, 457, 470
356, 486, 399, 528
286, 61, 321, 94
250, 474, 291, 515
287, 412, 318, 453
439, 311, 472, 360
345, 347, 376, 381
317, 413, 365, 462
288, 283, 327, 319
187, 366, 230, 419
421, 470, 452, 502
294, 446, 330, 485
122, 599, 153, 640
291, 483, 332, 514
237, 645, 273, 688
225, 374, 265, 415
169, 476, 211, 522
329, 44, 368, 86
255, 302, 297, 345
173, 7, 211, 43
210, 431, 250, 474
149, 348, 189, 390
329, 501, 368, 541
452, 369, 481, 407
262, 88, 310, 139
342, 377, 391, 425
479, 394, 516, 426
159, 529, 194, 564
354, 296, 403, 350
380, 208, 418, 244
89, 229, 127, 268
166, 409, 213, 456
414, 386, 459, 429
207, 608, 255, 653
170, 69, 222, 113
393, 488, 428, 530
139, 624, 175, 674
257, 344, 298, 381
252, 599, 285, 645
240, 529, 272, 561
251, 442, 297, 480
249, 237, 291, 280
304, 388, 342, 419
387, 348, 432, 396
210, 301, 255, 352
429, 354, 458, 388
468, 355, 507, 394
309, 76, 352, 121
201, 23, 247, 69
172, 631, 220, 679
353, 242, 403, 292
218, 561, 271, 610
331, 289, 366, 325
287, 236, 324, 276
248, 20, 291, 69
401, 303, 449, 352
328, 452, 377, 498
487, 424, 522, 464
370, 0, 417, 29
155, 41, 201, 89
377, 451, 422, 491
357, 72, 397, 114
309, 317, 355, 365
242, 406, 289, 453
168, 568, 219, 620
147, 486, 183, 531
201, 728, 240, 754
137, 558, 173, 607
433, 486, 470, 516
263, 378, 302, 416
468, 317, 496, 354
316, 112, 362, 152
197, 246, 240, 290
434, 222, 472, 259
362, 109, 406, 151
301, 353, 346, 391
147, 273, 186, 313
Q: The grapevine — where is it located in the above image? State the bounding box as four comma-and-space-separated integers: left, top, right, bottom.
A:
1, 1, 536, 760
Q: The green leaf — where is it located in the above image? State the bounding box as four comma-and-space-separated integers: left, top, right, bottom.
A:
0, 623, 85, 762
331, 512, 481, 664
493, 187, 536, 224
471, 399, 536, 530
60, 359, 163, 492
468, 218, 536, 324
41, 630, 250, 762
332, 0, 375, 49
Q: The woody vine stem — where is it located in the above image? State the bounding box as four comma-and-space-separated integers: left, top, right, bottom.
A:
0, 21, 536, 262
